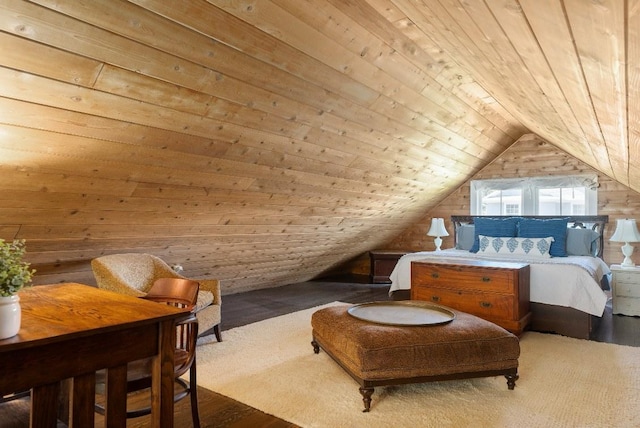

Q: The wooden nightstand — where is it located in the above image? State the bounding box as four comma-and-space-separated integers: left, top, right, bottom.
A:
610, 264, 640, 316
368, 250, 410, 283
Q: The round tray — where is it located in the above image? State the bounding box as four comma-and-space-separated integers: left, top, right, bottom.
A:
347, 301, 455, 326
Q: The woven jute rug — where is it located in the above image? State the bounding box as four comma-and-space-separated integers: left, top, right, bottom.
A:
195, 303, 640, 428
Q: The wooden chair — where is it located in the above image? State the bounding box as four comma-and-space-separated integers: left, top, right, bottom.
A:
95, 277, 201, 427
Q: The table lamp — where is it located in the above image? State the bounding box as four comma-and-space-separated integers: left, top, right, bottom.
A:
610, 218, 640, 267
427, 218, 449, 251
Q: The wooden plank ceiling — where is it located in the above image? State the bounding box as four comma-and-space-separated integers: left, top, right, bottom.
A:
0, 0, 637, 293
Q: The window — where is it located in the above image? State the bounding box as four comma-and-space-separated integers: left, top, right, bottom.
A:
505, 203, 520, 215
470, 175, 597, 216
480, 188, 522, 215
537, 187, 586, 215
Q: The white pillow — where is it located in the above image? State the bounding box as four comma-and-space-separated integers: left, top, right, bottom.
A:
477, 235, 554, 258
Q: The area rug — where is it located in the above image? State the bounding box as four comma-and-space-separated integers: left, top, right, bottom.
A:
195, 302, 640, 427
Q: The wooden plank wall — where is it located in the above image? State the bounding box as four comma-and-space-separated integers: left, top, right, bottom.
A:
2, 1, 640, 294
348, 134, 640, 273
0, 0, 526, 293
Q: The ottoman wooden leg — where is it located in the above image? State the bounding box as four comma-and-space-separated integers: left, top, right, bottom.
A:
358, 386, 374, 412
505, 372, 519, 390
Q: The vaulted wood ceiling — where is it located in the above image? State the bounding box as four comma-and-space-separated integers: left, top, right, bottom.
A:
0, 0, 637, 293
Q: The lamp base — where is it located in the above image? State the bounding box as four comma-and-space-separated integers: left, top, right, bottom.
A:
620, 259, 635, 268
434, 236, 443, 252
620, 243, 636, 268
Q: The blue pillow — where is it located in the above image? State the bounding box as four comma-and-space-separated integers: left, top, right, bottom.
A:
517, 217, 569, 257
470, 217, 520, 253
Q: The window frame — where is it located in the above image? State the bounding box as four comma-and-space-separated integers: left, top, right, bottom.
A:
470, 175, 597, 216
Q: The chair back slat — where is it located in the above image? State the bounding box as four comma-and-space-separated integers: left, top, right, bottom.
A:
143, 278, 199, 308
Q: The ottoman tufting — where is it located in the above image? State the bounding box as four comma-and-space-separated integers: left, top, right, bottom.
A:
311, 303, 520, 412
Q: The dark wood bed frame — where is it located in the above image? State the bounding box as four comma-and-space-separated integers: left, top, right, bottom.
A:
450, 215, 609, 339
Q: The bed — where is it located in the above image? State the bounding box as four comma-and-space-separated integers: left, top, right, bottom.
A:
388, 215, 610, 339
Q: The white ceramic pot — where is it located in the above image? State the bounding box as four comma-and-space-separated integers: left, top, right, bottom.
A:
0, 294, 21, 339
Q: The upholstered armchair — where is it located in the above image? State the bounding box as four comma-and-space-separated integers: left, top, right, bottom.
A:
91, 253, 222, 341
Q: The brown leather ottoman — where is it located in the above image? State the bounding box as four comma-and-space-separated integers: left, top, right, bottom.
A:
311, 303, 520, 412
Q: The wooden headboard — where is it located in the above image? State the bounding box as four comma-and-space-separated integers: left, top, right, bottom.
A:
450, 215, 609, 260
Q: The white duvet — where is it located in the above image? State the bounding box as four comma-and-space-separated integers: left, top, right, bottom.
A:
388, 249, 610, 316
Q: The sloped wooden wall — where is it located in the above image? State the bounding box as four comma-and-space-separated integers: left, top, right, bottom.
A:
4, 1, 640, 294
0, 0, 526, 293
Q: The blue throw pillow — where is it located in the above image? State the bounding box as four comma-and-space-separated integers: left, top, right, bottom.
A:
470, 217, 520, 253
517, 217, 569, 257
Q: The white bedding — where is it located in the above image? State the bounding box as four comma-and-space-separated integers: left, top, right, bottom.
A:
388, 249, 610, 316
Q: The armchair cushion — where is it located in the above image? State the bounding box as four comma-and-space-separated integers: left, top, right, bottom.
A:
193, 288, 214, 312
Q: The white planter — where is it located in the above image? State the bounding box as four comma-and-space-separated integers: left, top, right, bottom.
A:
0, 294, 21, 339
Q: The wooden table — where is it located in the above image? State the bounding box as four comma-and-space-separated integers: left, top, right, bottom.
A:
0, 283, 188, 427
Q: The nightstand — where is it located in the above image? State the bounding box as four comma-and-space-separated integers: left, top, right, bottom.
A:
610, 264, 640, 316
368, 250, 410, 283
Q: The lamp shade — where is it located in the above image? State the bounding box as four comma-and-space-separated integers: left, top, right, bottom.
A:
610, 219, 640, 243
427, 218, 449, 237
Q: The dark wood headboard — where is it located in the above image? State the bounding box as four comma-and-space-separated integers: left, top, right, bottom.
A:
450, 215, 609, 259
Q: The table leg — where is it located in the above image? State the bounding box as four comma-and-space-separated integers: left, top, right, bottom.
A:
151, 319, 176, 428
104, 364, 127, 427
58, 379, 71, 425
70, 372, 96, 427
30, 382, 59, 428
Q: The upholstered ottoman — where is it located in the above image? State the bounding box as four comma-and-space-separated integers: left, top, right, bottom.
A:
311, 303, 520, 412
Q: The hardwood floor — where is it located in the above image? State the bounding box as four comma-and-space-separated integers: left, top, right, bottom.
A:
2, 275, 638, 427
220, 274, 390, 331
592, 298, 640, 347
221, 275, 640, 347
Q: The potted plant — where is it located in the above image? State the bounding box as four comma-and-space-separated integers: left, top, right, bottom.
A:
0, 239, 35, 339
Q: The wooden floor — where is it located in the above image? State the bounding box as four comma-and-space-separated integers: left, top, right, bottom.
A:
220, 274, 391, 330
219, 275, 640, 347
2, 275, 639, 427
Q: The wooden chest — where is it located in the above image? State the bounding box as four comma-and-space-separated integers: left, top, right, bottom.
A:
411, 258, 531, 335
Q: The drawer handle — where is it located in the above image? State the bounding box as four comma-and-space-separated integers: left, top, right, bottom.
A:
431, 296, 440, 302
431, 273, 439, 279
481, 276, 491, 282
480, 301, 492, 308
